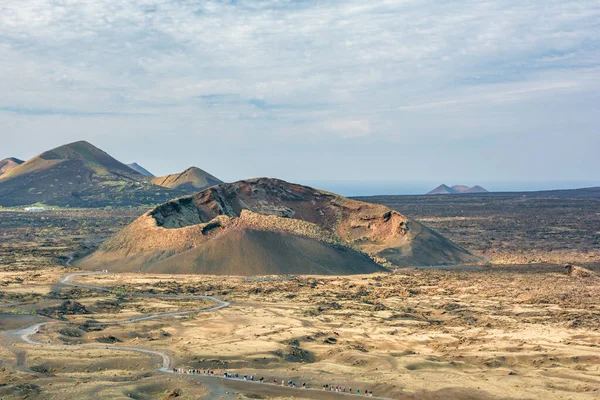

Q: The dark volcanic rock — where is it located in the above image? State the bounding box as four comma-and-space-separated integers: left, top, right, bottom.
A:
40, 300, 90, 319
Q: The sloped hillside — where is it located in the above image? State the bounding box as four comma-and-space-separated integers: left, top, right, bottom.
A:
0, 141, 174, 207
80, 178, 482, 275
151, 167, 222, 191
0, 141, 224, 207
0, 157, 24, 176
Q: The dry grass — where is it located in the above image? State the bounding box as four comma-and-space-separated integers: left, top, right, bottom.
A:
0, 194, 599, 399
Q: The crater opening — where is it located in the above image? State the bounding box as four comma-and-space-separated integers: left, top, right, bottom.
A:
151, 196, 218, 228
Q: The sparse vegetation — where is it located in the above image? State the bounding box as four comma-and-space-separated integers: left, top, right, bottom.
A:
10, 309, 37, 315
0, 191, 598, 400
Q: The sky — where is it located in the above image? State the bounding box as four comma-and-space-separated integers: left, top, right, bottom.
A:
1, 0, 599, 195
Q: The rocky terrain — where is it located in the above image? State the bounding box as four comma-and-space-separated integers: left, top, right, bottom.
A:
80, 179, 480, 275
0, 192, 598, 399
1, 264, 599, 399
358, 191, 600, 265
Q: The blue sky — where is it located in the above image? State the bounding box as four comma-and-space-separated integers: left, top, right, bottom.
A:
1, 0, 599, 193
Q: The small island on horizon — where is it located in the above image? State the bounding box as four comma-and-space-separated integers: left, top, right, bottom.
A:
426, 184, 489, 195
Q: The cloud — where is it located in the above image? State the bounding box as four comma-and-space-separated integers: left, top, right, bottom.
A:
0, 105, 150, 117
395, 80, 581, 111
325, 119, 372, 138
0, 0, 599, 181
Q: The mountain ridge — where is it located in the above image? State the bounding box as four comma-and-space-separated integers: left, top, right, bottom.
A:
0, 141, 221, 207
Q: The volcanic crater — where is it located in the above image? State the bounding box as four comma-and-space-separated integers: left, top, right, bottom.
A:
80, 178, 481, 275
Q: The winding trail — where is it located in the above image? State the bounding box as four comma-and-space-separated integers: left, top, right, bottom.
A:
8, 272, 390, 399
61, 272, 229, 326
15, 271, 228, 370
17, 321, 172, 369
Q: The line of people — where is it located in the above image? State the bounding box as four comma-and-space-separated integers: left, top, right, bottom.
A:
172, 368, 216, 375
323, 384, 374, 396
170, 367, 376, 397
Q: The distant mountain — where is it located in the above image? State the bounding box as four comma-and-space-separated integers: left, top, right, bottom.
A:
427, 184, 489, 195
127, 162, 155, 177
466, 185, 488, 194
151, 167, 222, 191
0, 141, 185, 207
0, 157, 24, 177
451, 185, 470, 192
427, 184, 456, 195
0, 141, 224, 207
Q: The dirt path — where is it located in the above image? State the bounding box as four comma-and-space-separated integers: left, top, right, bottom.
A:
9, 272, 390, 399
16, 271, 229, 365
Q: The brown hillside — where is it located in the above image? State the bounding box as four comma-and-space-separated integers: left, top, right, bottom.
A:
2, 141, 142, 181
0, 141, 176, 207
151, 167, 222, 191
0, 157, 24, 176
96, 228, 382, 275
79, 178, 481, 275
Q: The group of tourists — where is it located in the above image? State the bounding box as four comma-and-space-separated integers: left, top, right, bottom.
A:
172, 368, 215, 375
170, 367, 376, 397
276, 379, 304, 388
323, 384, 374, 396
223, 372, 262, 382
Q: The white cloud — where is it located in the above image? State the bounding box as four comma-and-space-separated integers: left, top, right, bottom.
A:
0, 0, 599, 181
395, 80, 581, 111
325, 119, 372, 138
